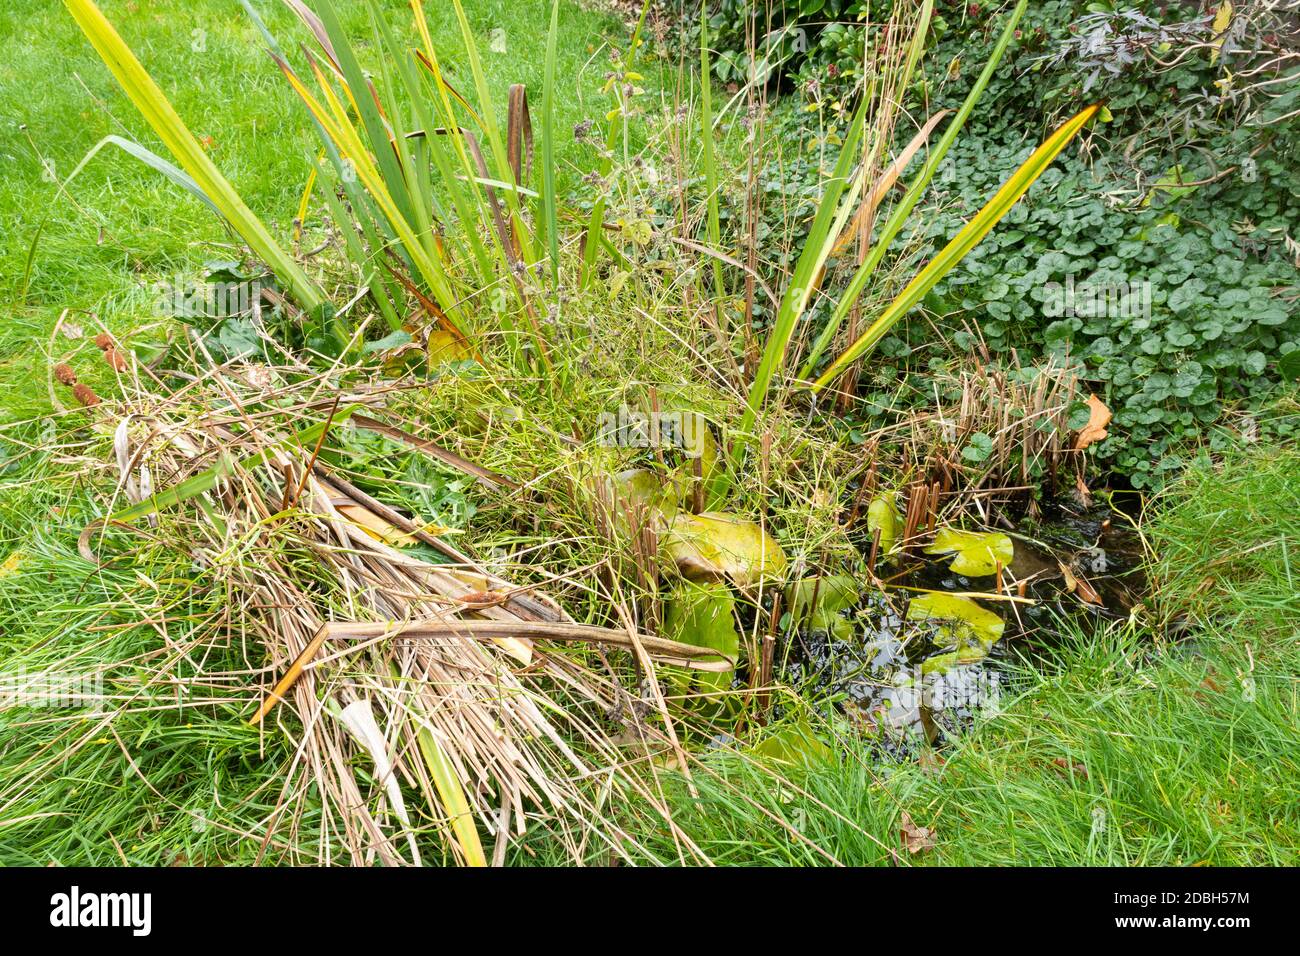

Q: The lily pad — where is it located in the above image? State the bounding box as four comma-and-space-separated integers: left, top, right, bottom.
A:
662, 581, 739, 669
906, 591, 1004, 649
613, 467, 681, 522
924, 527, 1013, 576
920, 644, 991, 675
751, 720, 835, 768
666, 512, 787, 587
866, 493, 900, 555
785, 574, 859, 638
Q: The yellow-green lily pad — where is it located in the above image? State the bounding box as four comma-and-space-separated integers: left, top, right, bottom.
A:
920, 644, 990, 675
907, 591, 1004, 649
662, 580, 739, 669
613, 467, 680, 521
751, 720, 835, 768
924, 527, 1014, 576
666, 511, 787, 588
663, 581, 739, 707
785, 574, 859, 637
866, 493, 900, 555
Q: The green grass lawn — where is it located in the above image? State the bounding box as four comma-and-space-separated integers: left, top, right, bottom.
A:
0, 0, 637, 419
0, 0, 1296, 866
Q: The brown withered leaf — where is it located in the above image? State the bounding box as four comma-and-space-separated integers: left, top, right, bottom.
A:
1074, 472, 1094, 507
1058, 560, 1104, 606
899, 811, 936, 855
1195, 667, 1223, 703
457, 590, 508, 609
1073, 394, 1113, 450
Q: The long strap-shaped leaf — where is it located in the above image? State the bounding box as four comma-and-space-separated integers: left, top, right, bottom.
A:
63, 0, 327, 314
717, 0, 935, 497
810, 103, 1100, 392
829, 109, 951, 259
67, 135, 222, 217
798, 0, 1028, 379
699, 0, 725, 298
718, 93, 872, 490
415, 720, 487, 867
539, 0, 561, 282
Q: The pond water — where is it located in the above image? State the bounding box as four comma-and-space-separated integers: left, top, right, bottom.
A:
780, 504, 1148, 747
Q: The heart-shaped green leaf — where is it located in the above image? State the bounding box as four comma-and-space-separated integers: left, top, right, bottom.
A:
785, 574, 859, 638
867, 493, 901, 555
907, 591, 1004, 649
923, 528, 1014, 576
666, 512, 788, 587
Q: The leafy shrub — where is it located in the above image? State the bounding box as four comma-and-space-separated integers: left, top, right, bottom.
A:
903, 2, 1300, 485
683, 0, 1300, 486
919, 129, 1299, 485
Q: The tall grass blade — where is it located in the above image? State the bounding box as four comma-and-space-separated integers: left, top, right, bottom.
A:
448, 0, 533, 265
72, 134, 222, 217
540, 0, 561, 281
811, 104, 1101, 391
699, 0, 725, 298
829, 109, 950, 258
580, 0, 652, 285
799, 0, 1027, 378
63, 0, 327, 314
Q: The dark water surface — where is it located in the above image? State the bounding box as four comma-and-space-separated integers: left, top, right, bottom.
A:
781, 503, 1148, 746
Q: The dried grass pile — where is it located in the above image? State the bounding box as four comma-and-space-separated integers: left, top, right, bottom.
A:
75, 361, 729, 865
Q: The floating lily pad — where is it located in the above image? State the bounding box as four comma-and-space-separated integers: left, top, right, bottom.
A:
663, 581, 739, 714
866, 493, 900, 555
785, 574, 859, 639
751, 719, 835, 768
666, 511, 787, 587
662, 581, 739, 669
924, 527, 1014, 576
920, 644, 990, 675
906, 591, 1005, 649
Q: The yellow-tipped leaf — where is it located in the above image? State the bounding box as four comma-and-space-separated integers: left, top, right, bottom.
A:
811, 104, 1100, 392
